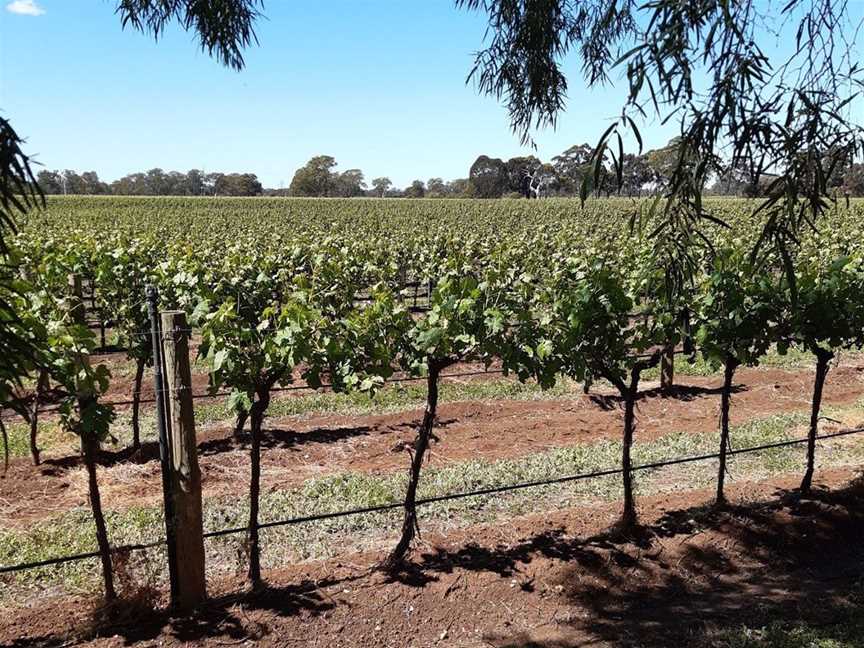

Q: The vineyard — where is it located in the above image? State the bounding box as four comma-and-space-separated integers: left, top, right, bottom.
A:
3, 195, 864, 646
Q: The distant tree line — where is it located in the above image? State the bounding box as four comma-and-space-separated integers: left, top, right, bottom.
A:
36, 168, 263, 196
458, 141, 864, 200
37, 141, 864, 199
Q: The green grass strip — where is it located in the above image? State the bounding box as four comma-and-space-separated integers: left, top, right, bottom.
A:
3, 409, 864, 602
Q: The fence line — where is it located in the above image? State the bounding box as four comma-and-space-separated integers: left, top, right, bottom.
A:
3, 425, 861, 576
23, 368, 510, 414
25, 348, 690, 414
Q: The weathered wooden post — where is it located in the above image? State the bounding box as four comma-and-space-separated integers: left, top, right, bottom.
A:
146, 288, 180, 606
67, 273, 86, 326
160, 310, 207, 609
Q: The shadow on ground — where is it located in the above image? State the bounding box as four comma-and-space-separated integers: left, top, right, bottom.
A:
0, 575, 361, 648
395, 479, 864, 647
589, 383, 746, 411
198, 424, 374, 456
6, 478, 864, 647
38, 422, 376, 474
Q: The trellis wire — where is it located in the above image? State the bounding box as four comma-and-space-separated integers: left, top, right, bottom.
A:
2, 426, 861, 575
23, 367, 510, 414
3, 345, 697, 417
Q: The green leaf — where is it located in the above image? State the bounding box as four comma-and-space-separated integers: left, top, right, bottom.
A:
212, 348, 230, 372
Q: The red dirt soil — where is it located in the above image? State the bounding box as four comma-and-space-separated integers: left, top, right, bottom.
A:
2, 362, 864, 527
2, 467, 863, 647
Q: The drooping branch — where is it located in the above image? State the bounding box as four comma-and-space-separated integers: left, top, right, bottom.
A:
0, 117, 44, 254
459, 0, 864, 290
116, 0, 263, 71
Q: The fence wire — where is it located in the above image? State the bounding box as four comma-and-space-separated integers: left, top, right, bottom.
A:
12, 351, 684, 417
3, 426, 862, 575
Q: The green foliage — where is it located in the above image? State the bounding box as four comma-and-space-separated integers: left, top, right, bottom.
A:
792, 255, 864, 353
288, 155, 336, 197
95, 240, 158, 362
459, 0, 863, 315
15, 196, 864, 409
694, 248, 785, 369
0, 117, 45, 411
468, 155, 509, 198
316, 284, 410, 393
543, 257, 660, 389
199, 279, 321, 401
45, 321, 115, 443
404, 180, 426, 199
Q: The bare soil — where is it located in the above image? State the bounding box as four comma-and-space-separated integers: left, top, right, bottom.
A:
3, 362, 864, 527
2, 468, 863, 647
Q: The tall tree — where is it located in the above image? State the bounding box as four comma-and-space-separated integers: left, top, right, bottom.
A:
185, 168, 207, 195
842, 163, 864, 197
288, 155, 338, 197
79, 171, 109, 194
619, 154, 653, 197
36, 170, 63, 194
552, 144, 593, 194
333, 169, 366, 197
642, 138, 690, 189
60, 170, 86, 195
446, 178, 470, 197
404, 180, 426, 198
144, 168, 170, 194
426, 177, 447, 197
371, 177, 392, 198
213, 172, 263, 196
527, 162, 559, 198
505, 156, 542, 197
468, 155, 509, 198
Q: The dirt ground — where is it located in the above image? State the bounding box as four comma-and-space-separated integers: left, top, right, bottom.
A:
2, 467, 863, 647
2, 361, 864, 527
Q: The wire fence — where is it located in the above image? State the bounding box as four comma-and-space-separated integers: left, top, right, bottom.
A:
18, 350, 682, 414
21, 367, 511, 414
82, 277, 439, 346
3, 425, 861, 576
19, 324, 684, 416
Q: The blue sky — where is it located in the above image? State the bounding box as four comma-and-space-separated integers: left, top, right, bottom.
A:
0, 1, 674, 188
3, 1, 858, 189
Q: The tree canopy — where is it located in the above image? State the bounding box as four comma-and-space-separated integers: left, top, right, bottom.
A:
37, 168, 264, 196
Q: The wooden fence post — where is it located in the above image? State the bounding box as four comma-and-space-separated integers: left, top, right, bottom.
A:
67, 273, 86, 326
160, 310, 207, 609
660, 343, 675, 394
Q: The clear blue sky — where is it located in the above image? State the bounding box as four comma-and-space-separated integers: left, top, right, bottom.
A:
3, 1, 856, 189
